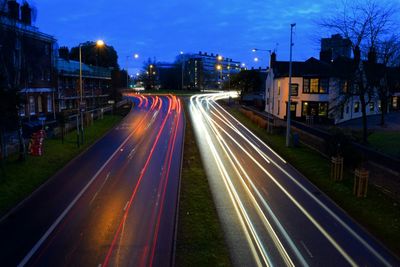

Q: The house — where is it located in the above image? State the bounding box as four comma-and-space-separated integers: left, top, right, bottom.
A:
0, 0, 57, 121
265, 51, 386, 124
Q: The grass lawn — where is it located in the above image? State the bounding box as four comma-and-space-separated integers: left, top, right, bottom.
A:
228, 107, 400, 256
0, 114, 123, 216
175, 104, 232, 267
368, 131, 400, 158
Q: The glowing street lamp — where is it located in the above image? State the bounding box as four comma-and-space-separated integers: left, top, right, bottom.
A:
134, 53, 139, 59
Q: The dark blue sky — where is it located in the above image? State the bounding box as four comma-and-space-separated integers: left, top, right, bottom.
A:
33, 0, 345, 72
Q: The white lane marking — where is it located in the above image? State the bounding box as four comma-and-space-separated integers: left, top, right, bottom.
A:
89, 172, 111, 205
300, 240, 314, 258
18, 127, 139, 267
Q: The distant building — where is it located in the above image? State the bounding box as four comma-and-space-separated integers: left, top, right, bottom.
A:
0, 0, 57, 120
320, 34, 352, 61
56, 58, 112, 112
181, 51, 242, 90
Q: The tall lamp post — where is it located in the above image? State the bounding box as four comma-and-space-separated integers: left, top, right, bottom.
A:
78, 40, 104, 146
286, 23, 296, 147
180, 51, 184, 90
126, 53, 139, 89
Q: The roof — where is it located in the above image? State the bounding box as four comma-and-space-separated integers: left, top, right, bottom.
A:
272, 57, 332, 78
57, 58, 112, 79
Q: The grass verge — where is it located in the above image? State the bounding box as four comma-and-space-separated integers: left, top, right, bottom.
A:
175, 104, 232, 266
228, 107, 400, 256
0, 114, 124, 216
368, 131, 400, 158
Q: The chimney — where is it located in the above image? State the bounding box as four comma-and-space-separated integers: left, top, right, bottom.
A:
270, 52, 277, 67
320, 49, 332, 63
7, 0, 20, 21
21, 2, 32, 25
368, 48, 377, 64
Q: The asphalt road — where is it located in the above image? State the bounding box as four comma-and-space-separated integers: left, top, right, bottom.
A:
0, 94, 184, 267
190, 92, 399, 267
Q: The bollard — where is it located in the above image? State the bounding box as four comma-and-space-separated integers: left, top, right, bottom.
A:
331, 156, 344, 181
354, 168, 369, 198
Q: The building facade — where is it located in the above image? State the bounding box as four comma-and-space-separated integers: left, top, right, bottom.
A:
0, 0, 57, 121
56, 58, 112, 112
265, 53, 383, 124
182, 51, 242, 90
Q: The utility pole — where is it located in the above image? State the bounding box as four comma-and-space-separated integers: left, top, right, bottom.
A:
286, 23, 296, 147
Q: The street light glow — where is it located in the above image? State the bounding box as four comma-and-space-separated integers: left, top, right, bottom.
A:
254, 57, 259, 62
217, 55, 223, 61
252, 48, 257, 52
216, 64, 222, 70
180, 51, 184, 55
134, 53, 139, 59
96, 40, 105, 46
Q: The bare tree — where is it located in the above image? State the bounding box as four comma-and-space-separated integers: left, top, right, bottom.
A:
321, 0, 399, 143
376, 35, 400, 125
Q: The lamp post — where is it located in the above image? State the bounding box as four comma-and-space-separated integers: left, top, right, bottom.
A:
180, 51, 184, 90
78, 40, 104, 146
286, 23, 296, 147
125, 53, 139, 89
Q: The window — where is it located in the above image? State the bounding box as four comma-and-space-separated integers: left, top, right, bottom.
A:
369, 102, 374, 112
354, 102, 360, 113
393, 97, 398, 109
290, 84, 298, 96
278, 81, 281, 95
310, 78, 319, 93
318, 102, 328, 116
29, 96, 35, 115
47, 95, 53, 112
38, 96, 43, 113
319, 78, 329, 93
303, 78, 310, 93
378, 101, 382, 111
302, 102, 308, 116
303, 78, 329, 94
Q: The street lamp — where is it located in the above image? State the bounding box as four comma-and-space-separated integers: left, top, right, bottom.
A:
180, 51, 184, 90
286, 23, 296, 147
78, 39, 104, 146
126, 53, 140, 89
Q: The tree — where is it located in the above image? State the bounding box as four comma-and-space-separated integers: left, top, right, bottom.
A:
227, 70, 263, 99
376, 35, 400, 125
321, 0, 399, 143
69, 42, 119, 69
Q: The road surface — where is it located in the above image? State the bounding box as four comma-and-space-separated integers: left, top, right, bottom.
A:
0, 94, 184, 267
190, 92, 399, 267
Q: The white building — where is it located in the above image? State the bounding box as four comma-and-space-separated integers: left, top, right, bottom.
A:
265, 53, 383, 124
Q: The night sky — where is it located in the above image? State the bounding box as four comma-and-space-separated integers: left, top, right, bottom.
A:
31, 0, 384, 73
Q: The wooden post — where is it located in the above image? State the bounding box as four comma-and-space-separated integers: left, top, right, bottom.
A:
331, 156, 344, 181
354, 168, 369, 198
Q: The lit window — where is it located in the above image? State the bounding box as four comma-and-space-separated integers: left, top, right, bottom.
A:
310, 79, 319, 93
318, 102, 328, 116
369, 102, 374, 112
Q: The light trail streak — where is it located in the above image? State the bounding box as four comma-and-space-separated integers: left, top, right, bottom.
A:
102, 96, 172, 267
191, 92, 391, 267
